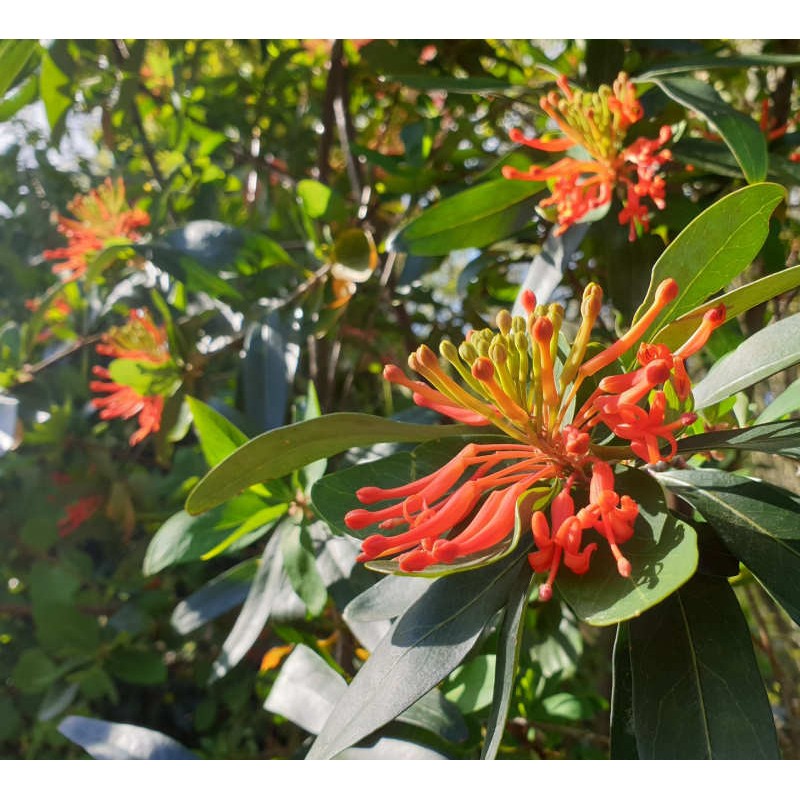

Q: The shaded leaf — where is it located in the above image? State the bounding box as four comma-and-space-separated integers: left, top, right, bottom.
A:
170, 559, 259, 635
481, 567, 532, 759
242, 308, 299, 433
556, 468, 698, 626
692, 312, 800, 409
0, 39, 38, 97
306, 547, 529, 759
58, 716, 196, 760
343, 574, 431, 623
631, 183, 784, 339
210, 529, 288, 681
609, 623, 638, 759
755, 377, 800, 424
186, 415, 473, 515
655, 77, 767, 183
637, 53, 800, 80
391, 179, 543, 257
280, 520, 328, 617
629, 572, 778, 759
676, 419, 800, 460
658, 468, 800, 624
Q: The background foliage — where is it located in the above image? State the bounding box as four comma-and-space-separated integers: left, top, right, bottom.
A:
1, 38, 800, 759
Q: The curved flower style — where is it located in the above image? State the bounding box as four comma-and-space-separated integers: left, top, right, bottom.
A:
90, 309, 177, 446
43, 177, 150, 282
502, 73, 672, 241
346, 280, 725, 599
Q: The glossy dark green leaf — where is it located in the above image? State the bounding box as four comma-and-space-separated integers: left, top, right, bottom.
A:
481, 567, 532, 759
186, 396, 248, 468
610, 623, 638, 759
629, 572, 779, 759
343, 574, 431, 623
670, 138, 744, 179
58, 717, 196, 760
676, 419, 800, 460
186, 415, 473, 515
655, 77, 767, 183
657, 468, 800, 624
0, 40, 37, 97
637, 53, 800, 80
170, 559, 259, 635
654, 264, 800, 351
755, 377, 800, 424
306, 547, 529, 759
391, 179, 544, 257
632, 183, 785, 339
242, 308, 299, 433
556, 468, 698, 626
266, 643, 466, 744
210, 529, 287, 681
692, 312, 800, 409
280, 520, 328, 617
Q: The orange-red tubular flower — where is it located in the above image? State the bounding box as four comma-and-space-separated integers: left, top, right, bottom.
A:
90, 309, 177, 447
502, 73, 672, 240
347, 280, 724, 597
43, 177, 150, 282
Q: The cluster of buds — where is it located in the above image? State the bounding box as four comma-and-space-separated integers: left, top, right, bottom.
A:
502, 73, 672, 241
43, 177, 150, 282
90, 309, 179, 446
345, 279, 725, 599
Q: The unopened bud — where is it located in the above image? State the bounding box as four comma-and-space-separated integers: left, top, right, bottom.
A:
472, 357, 495, 382
496, 309, 513, 335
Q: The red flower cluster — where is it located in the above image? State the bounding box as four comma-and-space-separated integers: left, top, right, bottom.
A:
345, 279, 725, 599
502, 73, 672, 241
90, 309, 177, 446
58, 495, 105, 538
43, 177, 150, 282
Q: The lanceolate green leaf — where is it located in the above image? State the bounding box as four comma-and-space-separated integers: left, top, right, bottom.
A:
655, 77, 767, 183
657, 469, 800, 624
637, 53, 800, 80
676, 419, 800, 460
0, 40, 38, 97
691, 312, 800, 409
186, 415, 474, 515
755, 377, 800, 424
609, 623, 638, 759
556, 468, 698, 626
628, 572, 779, 759
631, 183, 784, 339
481, 568, 532, 759
306, 546, 530, 759
654, 264, 800, 350
186, 396, 248, 468
391, 179, 544, 257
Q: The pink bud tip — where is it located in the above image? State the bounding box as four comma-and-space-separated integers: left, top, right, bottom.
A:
383, 364, 404, 382
356, 486, 386, 504
705, 304, 726, 326
345, 510, 376, 530
532, 316, 553, 344
617, 557, 632, 578
538, 583, 553, 602
472, 357, 495, 382
521, 290, 537, 314
655, 278, 679, 304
